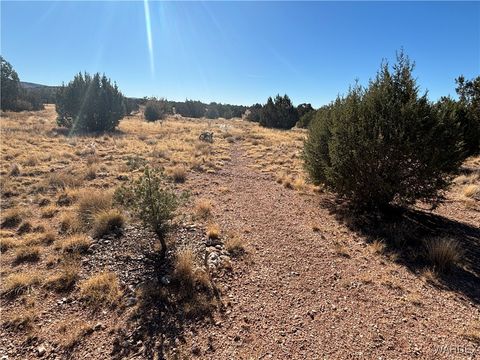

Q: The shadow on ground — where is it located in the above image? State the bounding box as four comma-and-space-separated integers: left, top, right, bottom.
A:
321, 198, 480, 304
111, 244, 221, 359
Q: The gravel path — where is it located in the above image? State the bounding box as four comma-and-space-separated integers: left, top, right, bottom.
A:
186, 145, 479, 359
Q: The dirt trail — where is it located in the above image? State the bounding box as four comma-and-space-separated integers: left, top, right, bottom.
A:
188, 144, 478, 359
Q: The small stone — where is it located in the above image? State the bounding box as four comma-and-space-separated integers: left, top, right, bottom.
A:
192, 345, 201, 355
94, 323, 103, 331
37, 345, 46, 357
160, 275, 171, 286
125, 297, 137, 307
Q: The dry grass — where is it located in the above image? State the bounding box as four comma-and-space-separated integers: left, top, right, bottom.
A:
14, 246, 41, 264
79, 272, 121, 306
47, 172, 84, 189
1, 207, 23, 228
173, 248, 196, 288
59, 211, 82, 234
225, 234, 245, 256
173, 248, 213, 302
462, 321, 480, 344
3, 310, 38, 332
58, 234, 92, 254
206, 223, 220, 240
463, 184, 480, 199
169, 165, 187, 183
0, 237, 17, 252
333, 240, 350, 258
22, 232, 55, 247
41, 204, 58, 218
195, 199, 213, 219
57, 320, 94, 350
424, 237, 462, 273
84, 164, 98, 180
454, 172, 479, 185
369, 239, 386, 255
76, 189, 112, 224
2, 273, 40, 297
45, 263, 79, 292
92, 208, 124, 238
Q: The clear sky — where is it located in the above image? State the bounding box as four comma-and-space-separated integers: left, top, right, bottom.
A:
1, 1, 479, 107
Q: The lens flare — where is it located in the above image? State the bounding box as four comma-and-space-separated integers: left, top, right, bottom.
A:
143, 0, 154, 76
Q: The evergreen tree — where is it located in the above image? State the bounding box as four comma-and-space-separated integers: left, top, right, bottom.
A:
56, 72, 125, 133
144, 98, 169, 121
304, 51, 466, 209
260, 94, 299, 129
455, 75, 480, 155
1, 56, 21, 111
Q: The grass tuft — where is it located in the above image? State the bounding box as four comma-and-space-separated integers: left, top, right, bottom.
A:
79, 272, 121, 306
206, 223, 220, 240
424, 237, 462, 273
92, 209, 124, 238
76, 189, 112, 224
58, 234, 92, 254
3, 273, 40, 297
195, 199, 213, 219
225, 235, 245, 257
14, 246, 41, 264
1, 208, 23, 228
170, 165, 187, 183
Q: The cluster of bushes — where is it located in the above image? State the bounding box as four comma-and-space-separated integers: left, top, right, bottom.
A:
142, 98, 248, 121
1, 56, 46, 111
303, 51, 478, 210
245, 96, 316, 130
170, 100, 247, 119
144, 98, 170, 121
56, 72, 126, 133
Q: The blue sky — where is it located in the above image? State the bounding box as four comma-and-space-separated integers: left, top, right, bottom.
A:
1, 1, 479, 107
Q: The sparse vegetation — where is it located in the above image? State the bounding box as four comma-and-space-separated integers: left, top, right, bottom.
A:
2, 273, 40, 297
1, 208, 23, 228
92, 208, 125, 238
169, 165, 187, 183
76, 189, 113, 225
424, 237, 462, 273
14, 246, 41, 264
206, 223, 220, 240
79, 272, 121, 306
225, 234, 245, 256
45, 263, 79, 292
115, 167, 178, 259
58, 234, 92, 254
194, 199, 213, 219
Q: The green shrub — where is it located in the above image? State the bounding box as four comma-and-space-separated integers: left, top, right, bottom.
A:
56, 72, 125, 133
114, 167, 178, 259
260, 94, 299, 129
304, 51, 466, 209
245, 103, 262, 122
297, 109, 317, 128
1, 56, 21, 111
455, 76, 480, 155
144, 98, 169, 121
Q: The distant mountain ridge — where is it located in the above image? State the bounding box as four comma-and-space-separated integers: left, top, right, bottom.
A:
20, 81, 58, 89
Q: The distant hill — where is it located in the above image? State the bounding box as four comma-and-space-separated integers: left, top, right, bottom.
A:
20, 82, 59, 104
20, 81, 57, 89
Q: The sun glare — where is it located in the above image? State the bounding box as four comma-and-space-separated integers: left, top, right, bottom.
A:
143, 0, 154, 76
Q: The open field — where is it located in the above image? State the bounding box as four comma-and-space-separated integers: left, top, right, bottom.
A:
1, 105, 479, 359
